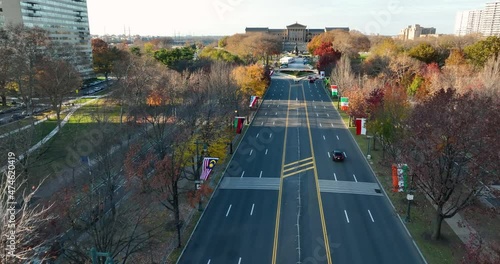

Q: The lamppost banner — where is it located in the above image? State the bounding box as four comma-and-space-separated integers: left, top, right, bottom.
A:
340, 97, 349, 111
330, 85, 338, 96
200, 157, 219, 180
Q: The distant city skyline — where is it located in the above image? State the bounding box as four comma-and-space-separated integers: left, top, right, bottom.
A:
87, 0, 489, 36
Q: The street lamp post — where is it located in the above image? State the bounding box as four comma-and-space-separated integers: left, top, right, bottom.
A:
405, 192, 414, 223
405, 174, 415, 223
194, 141, 206, 211
366, 135, 373, 159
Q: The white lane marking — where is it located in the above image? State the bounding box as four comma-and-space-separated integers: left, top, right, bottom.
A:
268, 105, 270, 107
238, 257, 242, 264
368, 210, 375, 222
261, 122, 264, 126
207, 260, 211, 264
327, 152, 331, 158
334, 173, 337, 181
319, 123, 322, 127
241, 171, 245, 178
314, 106, 316, 109
344, 210, 350, 223
259, 171, 263, 178
327, 114, 330, 117
324, 106, 326, 109
296, 98, 298, 101
344, 152, 347, 158
250, 204, 255, 216
313, 100, 315, 102
265, 149, 268, 155
273, 121, 275, 125
353, 174, 358, 182
270, 133, 272, 138
256, 133, 259, 138
277, 105, 279, 108
316, 113, 319, 117
331, 123, 334, 127
336, 135, 339, 140
323, 135, 326, 140
265, 112, 267, 116
226, 204, 232, 217
249, 149, 253, 156
276, 112, 278, 115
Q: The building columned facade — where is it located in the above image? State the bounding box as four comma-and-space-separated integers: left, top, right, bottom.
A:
0, 0, 94, 79
399, 24, 437, 40
245, 22, 349, 43
455, 1, 500, 37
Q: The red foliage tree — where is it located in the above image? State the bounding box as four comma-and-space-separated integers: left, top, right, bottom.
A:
314, 42, 341, 73
400, 88, 499, 240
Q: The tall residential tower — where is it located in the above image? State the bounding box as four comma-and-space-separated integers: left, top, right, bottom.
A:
0, 0, 94, 78
455, 1, 500, 37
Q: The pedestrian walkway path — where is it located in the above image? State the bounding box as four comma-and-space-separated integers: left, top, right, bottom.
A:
0, 95, 104, 140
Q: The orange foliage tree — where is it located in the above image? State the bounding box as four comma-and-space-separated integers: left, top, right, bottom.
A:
232, 63, 269, 98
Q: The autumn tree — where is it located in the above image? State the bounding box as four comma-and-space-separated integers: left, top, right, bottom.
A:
314, 42, 341, 73
479, 56, 500, 97
331, 30, 370, 58
35, 56, 81, 128
399, 88, 499, 240
307, 31, 336, 54
0, 28, 15, 106
224, 33, 282, 64
232, 63, 268, 97
331, 55, 356, 96
366, 85, 409, 159
8, 25, 50, 115
92, 38, 125, 81
0, 172, 53, 263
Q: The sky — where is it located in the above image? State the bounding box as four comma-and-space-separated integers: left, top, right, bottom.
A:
86, 0, 490, 37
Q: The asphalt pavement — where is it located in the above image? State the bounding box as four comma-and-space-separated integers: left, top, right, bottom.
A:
178, 58, 425, 264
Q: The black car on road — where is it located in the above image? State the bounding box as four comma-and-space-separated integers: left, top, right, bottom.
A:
332, 150, 345, 162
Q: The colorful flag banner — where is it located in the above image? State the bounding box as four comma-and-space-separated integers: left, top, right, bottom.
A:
331, 85, 338, 96
234, 117, 246, 134
200, 157, 219, 180
392, 164, 409, 192
249, 96, 259, 108
355, 118, 366, 135
340, 97, 349, 111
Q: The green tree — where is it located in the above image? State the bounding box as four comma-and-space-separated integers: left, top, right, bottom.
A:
198, 46, 242, 63
408, 42, 438, 64
464, 36, 500, 68
153, 46, 195, 72
407, 75, 424, 97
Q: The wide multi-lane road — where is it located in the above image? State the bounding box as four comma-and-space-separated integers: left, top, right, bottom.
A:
178, 59, 426, 264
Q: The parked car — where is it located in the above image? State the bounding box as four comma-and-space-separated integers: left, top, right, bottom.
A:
332, 150, 345, 162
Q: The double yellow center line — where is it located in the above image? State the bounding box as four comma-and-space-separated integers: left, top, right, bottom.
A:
271, 81, 332, 264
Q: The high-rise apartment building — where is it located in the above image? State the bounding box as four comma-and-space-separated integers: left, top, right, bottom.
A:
481, 1, 500, 36
0, 0, 94, 79
455, 1, 500, 37
455, 10, 483, 36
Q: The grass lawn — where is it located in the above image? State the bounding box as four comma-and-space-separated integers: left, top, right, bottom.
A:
326, 86, 464, 264
24, 98, 129, 187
